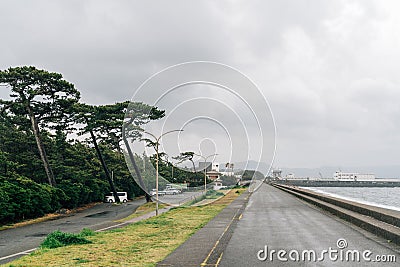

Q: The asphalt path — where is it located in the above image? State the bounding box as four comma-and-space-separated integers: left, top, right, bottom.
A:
158, 190, 206, 206
219, 184, 400, 266
0, 198, 145, 264
158, 189, 250, 267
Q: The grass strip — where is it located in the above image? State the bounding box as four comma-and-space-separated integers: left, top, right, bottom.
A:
116, 202, 167, 222
183, 190, 229, 207
4, 188, 245, 267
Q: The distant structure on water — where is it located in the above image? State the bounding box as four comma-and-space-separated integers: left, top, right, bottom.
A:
270, 168, 400, 187
286, 173, 295, 179
333, 171, 375, 181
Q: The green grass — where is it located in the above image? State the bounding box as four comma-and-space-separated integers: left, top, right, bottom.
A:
183, 190, 226, 206
183, 194, 206, 206
116, 202, 167, 222
4, 189, 245, 267
205, 189, 225, 199
40, 228, 95, 249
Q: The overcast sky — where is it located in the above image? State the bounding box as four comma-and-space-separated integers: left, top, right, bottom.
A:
1, 0, 400, 171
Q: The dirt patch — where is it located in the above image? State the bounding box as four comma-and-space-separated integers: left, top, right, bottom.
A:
85, 211, 111, 218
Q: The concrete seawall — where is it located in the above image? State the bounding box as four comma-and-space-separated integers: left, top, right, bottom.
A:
272, 183, 400, 245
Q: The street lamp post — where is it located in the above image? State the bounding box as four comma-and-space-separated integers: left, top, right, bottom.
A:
195, 153, 218, 193
143, 129, 183, 216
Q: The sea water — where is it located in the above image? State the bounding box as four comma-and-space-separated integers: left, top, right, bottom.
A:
306, 187, 400, 211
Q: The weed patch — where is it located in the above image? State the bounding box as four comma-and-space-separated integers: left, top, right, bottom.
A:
40, 228, 94, 249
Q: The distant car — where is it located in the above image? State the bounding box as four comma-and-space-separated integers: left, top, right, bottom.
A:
164, 187, 181, 195
150, 189, 165, 196
105, 192, 128, 203
165, 185, 182, 193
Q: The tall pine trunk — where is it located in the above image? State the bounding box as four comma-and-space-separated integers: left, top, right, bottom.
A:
88, 128, 120, 203
190, 160, 196, 173
122, 129, 152, 202
26, 104, 56, 186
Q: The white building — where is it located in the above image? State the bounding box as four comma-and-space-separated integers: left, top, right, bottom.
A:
333, 171, 375, 181
220, 170, 234, 176
198, 162, 220, 172
212, 162, 220, 172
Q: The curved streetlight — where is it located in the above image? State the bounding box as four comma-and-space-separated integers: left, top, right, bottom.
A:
194, 153, 218, 193
142, 129, 183, 215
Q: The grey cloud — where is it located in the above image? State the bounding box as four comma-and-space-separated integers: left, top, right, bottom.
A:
1, 0, 399, 171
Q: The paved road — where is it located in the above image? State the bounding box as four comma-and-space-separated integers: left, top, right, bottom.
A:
157, 190, 206, 206
0, 198, 145, 264
220, 184, 400, 266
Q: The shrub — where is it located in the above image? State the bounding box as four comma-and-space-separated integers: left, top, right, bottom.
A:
0, 187, 11, 223
220, 175, 237, 186
57, 182, 83, 209
40, 229, 94, 249
205, 190, 224, 199
80, 228, 95, 237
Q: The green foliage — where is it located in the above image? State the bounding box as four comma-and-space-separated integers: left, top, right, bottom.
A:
0, 177, 64, 224
0, 66, 80, 128
183, 190, 225, 206
40, 229, 94, 249
0, 66, 81, 186
183, 194, 206, 206
0, 100, 150, 224
0, 65, 164, 225
220, 175, 237, 186
0, 186, 11, 221
205, 189, 224, 199
173, 152, 196, 171
156, 158, 205, 187
239, 170, 265, 181
0, 118, 46, 182
79, 228, 95, 237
